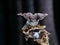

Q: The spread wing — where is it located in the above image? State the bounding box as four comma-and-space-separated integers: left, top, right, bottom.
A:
34, 13, 48, 20
17, 13, 30, 20
17, 13, 37, 20
17, 13, 48, 20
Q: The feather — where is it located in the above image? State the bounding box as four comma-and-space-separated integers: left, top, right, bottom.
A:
37, 13, 48, 20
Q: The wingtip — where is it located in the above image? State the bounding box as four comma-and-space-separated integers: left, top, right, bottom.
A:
45, 13, 48, 16
17, 13, 22, 15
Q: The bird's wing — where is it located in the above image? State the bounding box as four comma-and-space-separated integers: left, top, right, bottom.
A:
17, 13, 48, 20
17, 13, 23, 16
37, 13, 48, 20
17, 13, 30, 20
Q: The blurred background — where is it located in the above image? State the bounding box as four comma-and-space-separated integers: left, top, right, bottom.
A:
0, 0, 59, 45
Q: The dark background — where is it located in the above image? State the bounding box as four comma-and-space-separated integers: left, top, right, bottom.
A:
0, 0, 59, 45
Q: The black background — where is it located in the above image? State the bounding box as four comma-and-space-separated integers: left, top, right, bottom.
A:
0, 0, 60, 45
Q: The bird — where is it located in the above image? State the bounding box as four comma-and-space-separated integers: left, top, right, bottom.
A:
17, 12, 48, 30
